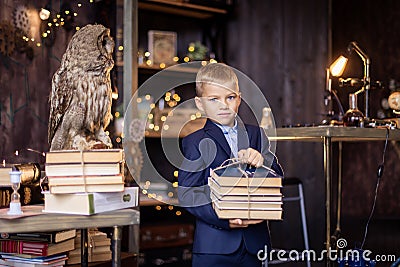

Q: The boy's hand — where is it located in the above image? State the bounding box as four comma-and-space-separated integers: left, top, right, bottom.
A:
238, 148, 263, 168
229, 219, 264, 228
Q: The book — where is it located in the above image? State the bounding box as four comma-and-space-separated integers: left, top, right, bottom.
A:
49, 183, 125, 194
48, 174, 124, 186
43, 187, 139, 215
208, 178, 281, 195
211, 191, 283, 202
0, 183, 44, 209
45, 149, 123, 164
67, 251, 112, 265
0, 167, 13, 186
0, 258, 66, 267
0, 254, 67, 266
213, 202, 283, 220
210, 169, 282, 187
0, 229, 76, 243
44, 162, 122, 177
1, 164, 41, 186
211, 195, 282, 210
0, 238, 74, 256
68, 244, 110, 256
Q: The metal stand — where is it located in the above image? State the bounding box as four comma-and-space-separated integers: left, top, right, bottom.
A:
81, 229, 89, 267
112, 226, 122, 267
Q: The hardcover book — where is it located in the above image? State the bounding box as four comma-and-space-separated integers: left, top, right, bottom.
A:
212, 204, 283, 220
44, 162, 122, 177
0, 229, 76, 244
49, 182, 124, 194
43, 187, 139, 215
211, 191, 282, 202
0, 183, 44, 209
67, 251, 111, 265
210, 169, 282, 187
45, 149, 123, 164
0, 253, 67, 266
208, 178, 281, 195
47, 174, 124, 186
0, 238, 74, 256
0, 167, 13, 186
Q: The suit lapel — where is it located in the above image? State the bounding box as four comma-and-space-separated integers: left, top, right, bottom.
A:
203, 119, 231, 157
237, 120, 250, 151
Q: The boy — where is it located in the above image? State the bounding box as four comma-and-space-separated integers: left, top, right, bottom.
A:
178, 63, 283, 267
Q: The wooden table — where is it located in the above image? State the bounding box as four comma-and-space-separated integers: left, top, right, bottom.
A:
0, 206, 140, 267
267, 126, 400, 267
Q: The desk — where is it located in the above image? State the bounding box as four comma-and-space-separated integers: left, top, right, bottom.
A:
268, 126, 400, 266
0, 207, 140, 267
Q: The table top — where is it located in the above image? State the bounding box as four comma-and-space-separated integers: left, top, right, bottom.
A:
0, 206, 140, 233
266, 126, 400, 142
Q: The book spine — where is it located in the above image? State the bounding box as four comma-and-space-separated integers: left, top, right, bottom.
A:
0, 183, 44, 209
0, 232, 54, 243
0, 240, 47, 256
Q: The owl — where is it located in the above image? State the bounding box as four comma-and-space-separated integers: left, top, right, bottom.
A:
48, 24, 115, 151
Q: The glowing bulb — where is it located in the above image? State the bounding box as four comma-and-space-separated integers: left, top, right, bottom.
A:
39, 8, 50, 20
329, 55, 348, 77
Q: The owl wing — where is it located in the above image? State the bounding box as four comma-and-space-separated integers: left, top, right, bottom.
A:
48, 69, 73, 145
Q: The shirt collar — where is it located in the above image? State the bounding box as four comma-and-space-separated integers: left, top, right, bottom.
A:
213, 120, 238, 134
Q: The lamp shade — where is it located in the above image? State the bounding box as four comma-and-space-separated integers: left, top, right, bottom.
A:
329, 55, 348, 77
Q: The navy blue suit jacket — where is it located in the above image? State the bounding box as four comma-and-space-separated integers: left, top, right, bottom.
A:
178, 119, 283, 255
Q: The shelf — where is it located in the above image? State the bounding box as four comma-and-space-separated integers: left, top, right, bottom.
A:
138, 0, 229, 19
144, 118, 206, 138
139, 64, 200, 74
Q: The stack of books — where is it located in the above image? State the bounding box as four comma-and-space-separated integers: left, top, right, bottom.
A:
43, 149, 139, 215
208, 168, 283, 220
45, 149, 125, 194
67, 229, 111, 265
0, 229, 76, 267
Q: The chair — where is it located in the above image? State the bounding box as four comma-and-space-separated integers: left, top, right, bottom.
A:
265, 177, 311, 267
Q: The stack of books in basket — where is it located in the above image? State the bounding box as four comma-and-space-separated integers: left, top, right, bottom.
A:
43, 149, 138, 215
208, 167, 283, 220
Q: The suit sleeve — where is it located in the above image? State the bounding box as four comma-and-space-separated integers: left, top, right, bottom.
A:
259, 128, 284, 177
178, 136, 230, 230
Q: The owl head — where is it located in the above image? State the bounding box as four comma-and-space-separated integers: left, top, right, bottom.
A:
59, 24, 115, 74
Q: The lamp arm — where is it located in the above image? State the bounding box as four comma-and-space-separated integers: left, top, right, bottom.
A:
348, 41, 371, 118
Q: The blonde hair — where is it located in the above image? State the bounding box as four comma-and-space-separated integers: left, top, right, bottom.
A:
195, 63, 239, 96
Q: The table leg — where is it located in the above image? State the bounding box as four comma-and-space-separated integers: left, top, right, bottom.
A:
323, 137, 332, 267
333, 141, 343, 242
81, 229, 89, 267
111, 226, 122, 267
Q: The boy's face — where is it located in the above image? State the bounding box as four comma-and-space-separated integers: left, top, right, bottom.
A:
195, 83, 241, 127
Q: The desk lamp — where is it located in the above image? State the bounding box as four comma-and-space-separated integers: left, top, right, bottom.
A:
328, 42, 371, 125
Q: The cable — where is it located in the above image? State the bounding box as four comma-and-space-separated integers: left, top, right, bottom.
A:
360, 127, 389, 249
